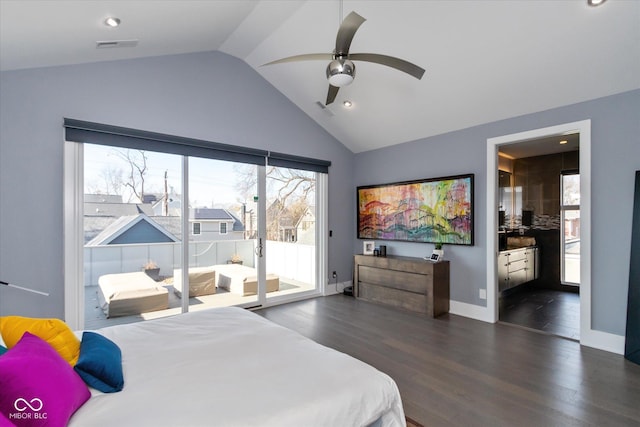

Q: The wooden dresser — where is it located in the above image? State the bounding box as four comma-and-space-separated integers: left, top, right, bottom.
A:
353, 254, 450, 317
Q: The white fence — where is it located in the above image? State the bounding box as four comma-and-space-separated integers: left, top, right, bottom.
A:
84, 239, 315, 286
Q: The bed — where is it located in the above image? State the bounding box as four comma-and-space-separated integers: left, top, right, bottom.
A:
68, 307, 405, 427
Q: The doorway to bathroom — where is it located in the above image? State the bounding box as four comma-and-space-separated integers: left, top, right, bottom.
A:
486, 120, 591, 344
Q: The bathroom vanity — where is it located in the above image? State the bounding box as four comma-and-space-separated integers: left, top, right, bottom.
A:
498, 245, 539, 292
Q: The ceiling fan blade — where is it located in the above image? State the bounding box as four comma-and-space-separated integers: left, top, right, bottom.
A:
326, 85, 340, 105
349, 53, 425, 80
335, 11, 366, 56
262, 53, 332, 66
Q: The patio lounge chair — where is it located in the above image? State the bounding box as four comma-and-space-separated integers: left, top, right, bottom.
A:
215, 264, 279, 296
172, 266, 217, 297
98, 271, 169, 318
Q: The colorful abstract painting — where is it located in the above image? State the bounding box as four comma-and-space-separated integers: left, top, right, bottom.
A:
357, 174, 474, 245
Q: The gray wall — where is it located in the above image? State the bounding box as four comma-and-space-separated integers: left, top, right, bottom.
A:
0, 51, 354, 317
354, 89, 640, 336
1, 48, 638, 337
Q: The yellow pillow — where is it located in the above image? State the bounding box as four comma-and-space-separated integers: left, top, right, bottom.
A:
0, 316, 80, 365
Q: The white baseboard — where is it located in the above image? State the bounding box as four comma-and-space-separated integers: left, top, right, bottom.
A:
580, 329, 625, 355
324, 281, 350, 296
449, 300, 494, 323
449, 300, 626, 355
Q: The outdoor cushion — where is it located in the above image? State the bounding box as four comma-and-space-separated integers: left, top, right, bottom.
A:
98, 272, 169, 318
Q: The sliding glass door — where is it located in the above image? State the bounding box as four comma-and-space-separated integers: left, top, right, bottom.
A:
265, 166, 318, 302
83, 146, 267, 327
183, 157, 260, 311
83, 145, 184, 328
79, 143, 324, 329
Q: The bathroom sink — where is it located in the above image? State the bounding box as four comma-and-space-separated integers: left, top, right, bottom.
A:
507, 236, 536, 249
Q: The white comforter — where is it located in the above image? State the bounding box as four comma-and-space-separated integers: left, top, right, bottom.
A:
69, 307, 405, 427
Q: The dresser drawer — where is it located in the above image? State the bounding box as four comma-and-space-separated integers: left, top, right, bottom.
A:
358, 265, 428, 294
358, 282, 430, 313
354, 255, 449, 317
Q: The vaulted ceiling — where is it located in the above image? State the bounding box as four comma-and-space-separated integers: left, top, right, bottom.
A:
1, 0, 638, 153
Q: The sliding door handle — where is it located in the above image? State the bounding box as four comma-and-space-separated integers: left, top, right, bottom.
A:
255, 238, 264, 258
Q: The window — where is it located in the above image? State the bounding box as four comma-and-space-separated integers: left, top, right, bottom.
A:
561, 172, 580, 285
64, 119, 330, 330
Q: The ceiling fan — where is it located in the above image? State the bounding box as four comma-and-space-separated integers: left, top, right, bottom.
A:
263, 11, 425, 105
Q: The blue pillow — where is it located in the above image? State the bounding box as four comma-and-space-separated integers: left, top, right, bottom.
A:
0, 345, 6, 356
74, 331, 124, 393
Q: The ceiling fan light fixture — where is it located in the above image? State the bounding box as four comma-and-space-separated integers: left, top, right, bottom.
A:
326, 58, 355, 87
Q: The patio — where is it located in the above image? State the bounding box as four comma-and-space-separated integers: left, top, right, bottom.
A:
82, 239, 318, 329
84, 277, 314, 330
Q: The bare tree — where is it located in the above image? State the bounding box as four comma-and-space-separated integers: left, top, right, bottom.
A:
114, 149, 149, 202
85, 165, 124, 196
235, 164, 315, 241
99, 166, 124, 195
267, 167, 314, 204
235, 164, 315, 206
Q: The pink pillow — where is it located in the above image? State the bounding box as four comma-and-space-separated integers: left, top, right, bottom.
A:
0, 411, 15, 427
0, 332, 90, 427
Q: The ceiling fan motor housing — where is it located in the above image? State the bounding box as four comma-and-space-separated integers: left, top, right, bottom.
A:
326, 58, 356, 87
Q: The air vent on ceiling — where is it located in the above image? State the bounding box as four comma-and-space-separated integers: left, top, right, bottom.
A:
96, 39, 139, 49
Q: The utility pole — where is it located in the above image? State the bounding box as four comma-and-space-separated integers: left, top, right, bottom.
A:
163, 170, 169, 216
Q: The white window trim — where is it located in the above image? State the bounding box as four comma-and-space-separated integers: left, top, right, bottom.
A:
63, 141, 84, 330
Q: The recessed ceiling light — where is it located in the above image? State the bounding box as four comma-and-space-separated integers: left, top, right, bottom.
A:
559, 140, 568, 145
343, 100, 353, 108
587, 0, 607, 6
104, 17, 121, 27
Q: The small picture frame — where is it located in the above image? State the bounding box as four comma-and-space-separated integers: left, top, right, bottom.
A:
363, 241, 375, 255
428, 253, 441, 262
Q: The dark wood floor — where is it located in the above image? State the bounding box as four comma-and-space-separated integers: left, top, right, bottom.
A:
257, 295, 640, 427
500, 287, 580, 340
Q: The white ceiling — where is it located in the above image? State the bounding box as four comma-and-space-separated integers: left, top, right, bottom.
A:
1, 0, 639, 153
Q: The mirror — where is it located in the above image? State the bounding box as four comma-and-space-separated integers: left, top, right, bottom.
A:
498, 170, 512, 228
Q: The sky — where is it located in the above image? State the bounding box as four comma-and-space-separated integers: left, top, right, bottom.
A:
83, 144, 256, 209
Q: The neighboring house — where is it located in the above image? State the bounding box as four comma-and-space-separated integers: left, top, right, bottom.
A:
277, 216, 297, 242
151, 191, 182, 217
295, 206, 315, 246
84, 194, 123, 203
85, 213, 179, 246
84, 194, 244, 244
190, 208, 244, 241
266, 200, 315, 243
83, 196, 156, 243
267, 200, 296, 242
